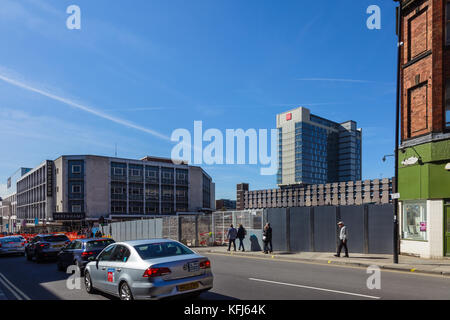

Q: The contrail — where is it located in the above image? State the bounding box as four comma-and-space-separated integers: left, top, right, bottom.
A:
0, 73, 171, 141
295, 78, 393, 84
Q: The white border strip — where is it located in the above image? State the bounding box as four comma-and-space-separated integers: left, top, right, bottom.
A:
249, 278, 381, 300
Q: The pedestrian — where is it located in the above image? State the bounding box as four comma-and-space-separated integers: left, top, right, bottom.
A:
237, 224, 247, 251
95, 230, 103, 238
226, 224, 238, 251
262, 223, 272, 254
335, 221, 349, 258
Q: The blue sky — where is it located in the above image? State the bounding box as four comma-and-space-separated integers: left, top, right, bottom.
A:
0, 0, 398, 200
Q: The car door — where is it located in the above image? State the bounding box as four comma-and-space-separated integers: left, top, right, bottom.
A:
90, 244, 116, 292
103, 245, 131, 295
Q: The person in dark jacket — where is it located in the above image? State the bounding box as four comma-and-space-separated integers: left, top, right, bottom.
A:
226, 224, 238, 251
237, 224, 247, 251
263, 223, 273, 254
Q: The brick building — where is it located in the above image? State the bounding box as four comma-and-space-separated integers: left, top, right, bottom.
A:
396, 0, 450, 258
237, 179, 393, 210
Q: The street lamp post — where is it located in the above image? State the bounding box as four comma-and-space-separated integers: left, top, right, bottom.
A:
393, 0, 403, 264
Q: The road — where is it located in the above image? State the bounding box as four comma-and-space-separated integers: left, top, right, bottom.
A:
1, 252, 450, 300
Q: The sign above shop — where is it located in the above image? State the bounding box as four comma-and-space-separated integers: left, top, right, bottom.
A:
401, 157, 419, 166
53, 212, 85, 221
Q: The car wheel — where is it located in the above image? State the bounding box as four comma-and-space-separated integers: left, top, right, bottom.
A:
119, 282, 134, 301
84, 271, 96, 294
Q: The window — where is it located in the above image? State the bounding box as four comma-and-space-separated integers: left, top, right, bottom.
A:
446, 80, 450, 129
131, 169, 141, 177
72, 185, 81, 193
402, 201, 427, 241
72, 165, 81, 174
86, 239, 115, 250
110, 245, 131, 262
72, 205, 82, 213
98, 245, 116, 261
134, 242, 194, 260
113, 168, 124, 176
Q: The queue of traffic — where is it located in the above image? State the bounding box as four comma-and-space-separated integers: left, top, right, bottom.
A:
0, 233, 213, 300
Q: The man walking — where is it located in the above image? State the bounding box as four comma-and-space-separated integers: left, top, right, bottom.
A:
227, 224, 238, 251
263, 222, 273, 254
335, 221, 349, 258
237, 224, 247, 251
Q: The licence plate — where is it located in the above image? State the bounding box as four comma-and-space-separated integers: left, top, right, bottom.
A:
177, 282, 199, 292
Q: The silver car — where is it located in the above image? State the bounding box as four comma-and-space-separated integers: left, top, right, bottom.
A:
0, 236, 26, 256
84, 239, 213, 300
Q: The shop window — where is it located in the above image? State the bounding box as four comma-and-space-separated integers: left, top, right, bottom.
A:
402, 201, 427, 241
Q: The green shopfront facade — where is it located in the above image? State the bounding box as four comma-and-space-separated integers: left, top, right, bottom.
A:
398, 139, 450, 258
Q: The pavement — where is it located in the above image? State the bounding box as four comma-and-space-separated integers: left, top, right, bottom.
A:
195, 246, 450, 277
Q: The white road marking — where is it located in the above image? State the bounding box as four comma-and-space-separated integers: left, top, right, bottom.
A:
0, 272, 31, 300
0, 286, 7, 300
248, 278, 381, 300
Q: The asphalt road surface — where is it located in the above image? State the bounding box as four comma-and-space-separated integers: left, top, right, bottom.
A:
1, 252, 450, 300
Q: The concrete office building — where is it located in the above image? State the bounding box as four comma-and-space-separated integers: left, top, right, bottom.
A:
276, 107, 362, 186
15, 155, 215, 231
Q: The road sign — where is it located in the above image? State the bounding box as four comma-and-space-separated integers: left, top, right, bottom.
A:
391, 193, 400, 200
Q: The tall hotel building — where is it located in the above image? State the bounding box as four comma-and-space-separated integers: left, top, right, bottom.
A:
276, 107, 362, 186
15, 155, 215, 229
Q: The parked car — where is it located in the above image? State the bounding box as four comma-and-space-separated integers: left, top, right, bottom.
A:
57, 238, 115, 273
0, 236, 26, 256
25, 234, 70, 262
84, 239, 213, 300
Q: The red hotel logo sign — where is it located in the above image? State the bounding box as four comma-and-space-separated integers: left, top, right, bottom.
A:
286, 113, 292, 121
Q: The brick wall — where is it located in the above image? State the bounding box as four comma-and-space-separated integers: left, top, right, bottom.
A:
400, 0, 449, 141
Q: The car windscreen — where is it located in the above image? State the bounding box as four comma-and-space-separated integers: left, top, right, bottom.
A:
42, 235, 69, 242
86, 239, 115, 250
134, 242, 194, 260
